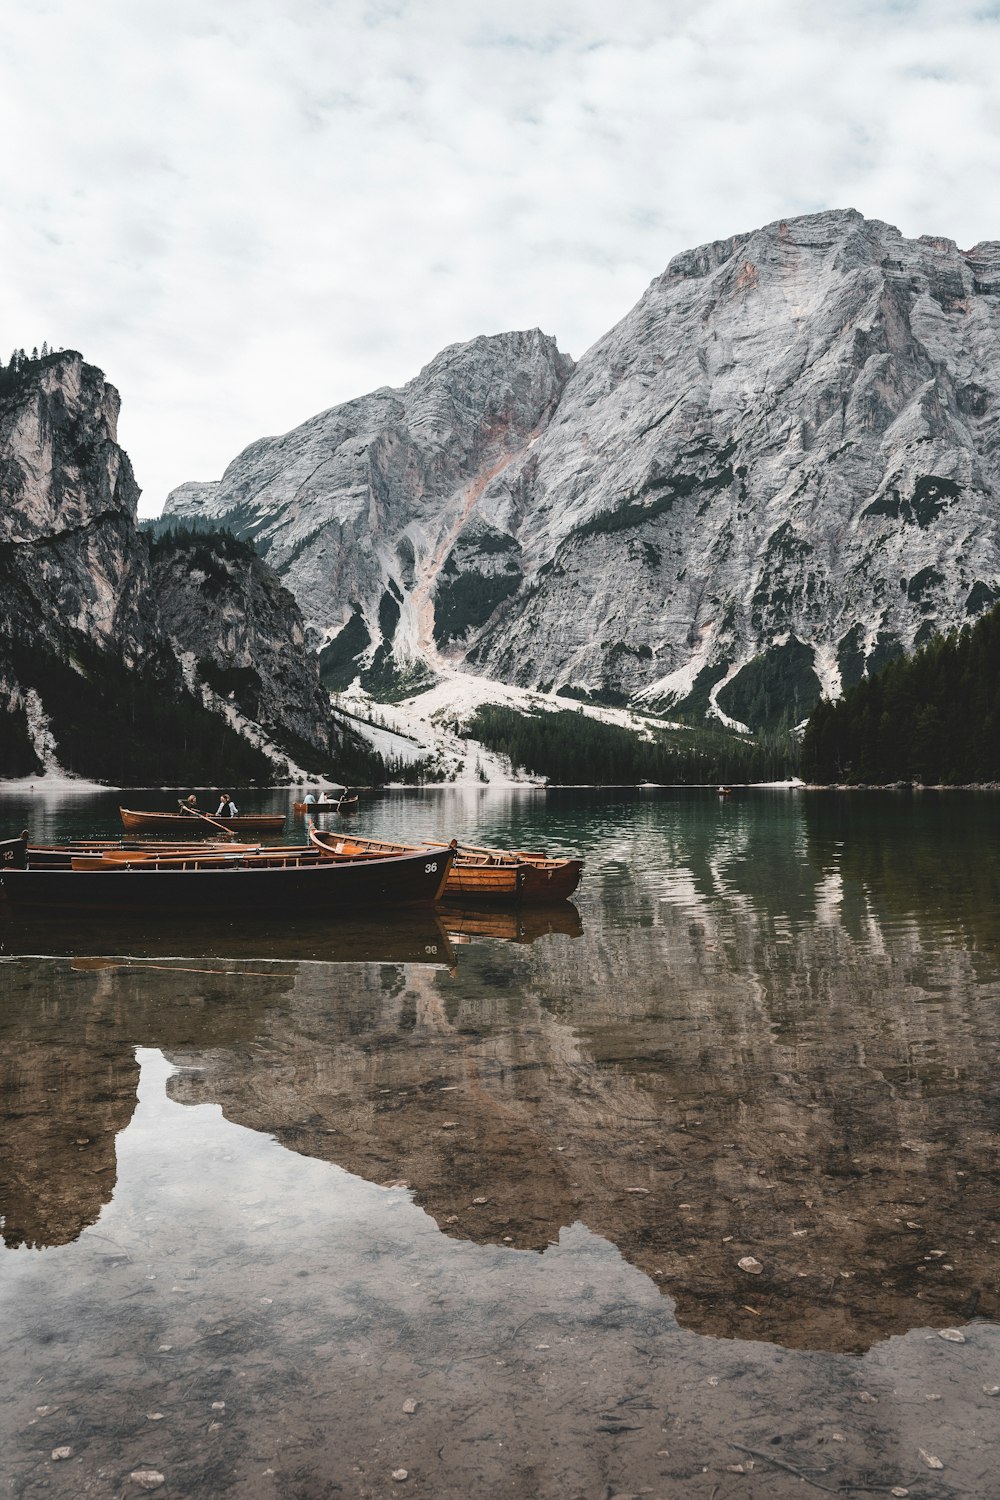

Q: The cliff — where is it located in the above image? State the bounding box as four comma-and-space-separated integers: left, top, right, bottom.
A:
163, 210, 1000, 729
162, 329, 574, 695
150, 528, 335, 760
0, 352, 339, 781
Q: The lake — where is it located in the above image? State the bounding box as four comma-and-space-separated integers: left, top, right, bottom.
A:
1, 786, 999, 1497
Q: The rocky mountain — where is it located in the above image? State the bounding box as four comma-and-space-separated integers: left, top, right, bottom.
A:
0, 351, 340, 781
163, 210, 1000, 731
150, 528, 334, 763
162, 330, 574, 695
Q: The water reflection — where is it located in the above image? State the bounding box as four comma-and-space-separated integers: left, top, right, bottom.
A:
3, 789, 1000, 1494
2, 1044, 999, 1500
3, 884, 999, 1353
0, 909, 458, 966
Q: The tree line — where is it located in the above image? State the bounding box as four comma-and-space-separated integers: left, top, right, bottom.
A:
0, 343, 61, 399
464, 703, 798, 784
801, 602, 1000, 784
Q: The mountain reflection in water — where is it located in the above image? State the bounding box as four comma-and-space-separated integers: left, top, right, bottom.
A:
2, 789, 1000, 1496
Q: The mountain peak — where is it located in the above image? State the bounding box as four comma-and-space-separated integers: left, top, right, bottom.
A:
161, 210, 1000, 726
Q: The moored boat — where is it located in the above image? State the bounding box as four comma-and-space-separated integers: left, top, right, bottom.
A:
307, 829, 583, 902
0, 833, 453, 912
120, 806, 287, 835
27, 838, 266, 867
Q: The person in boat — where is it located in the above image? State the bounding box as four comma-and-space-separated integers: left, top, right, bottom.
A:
215, 792, 238, 817
183, 793, 199, 811
303, 790, 316, 807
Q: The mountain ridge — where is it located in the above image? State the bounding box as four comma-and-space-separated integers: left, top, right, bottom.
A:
162, 208, 1000, 730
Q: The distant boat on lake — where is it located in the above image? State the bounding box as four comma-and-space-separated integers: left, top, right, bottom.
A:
293, 793, 359, 816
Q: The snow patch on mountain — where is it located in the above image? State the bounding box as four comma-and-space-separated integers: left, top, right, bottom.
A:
336, 664, 687, 786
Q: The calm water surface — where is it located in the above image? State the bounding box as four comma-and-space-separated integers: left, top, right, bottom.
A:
2, 787, 1000, 1498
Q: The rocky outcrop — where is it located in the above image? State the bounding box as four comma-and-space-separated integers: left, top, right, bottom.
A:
162, 330, 574, 692
472, 209, 1000, 725
151, 531, 334, 756
0, 352, 147, 661
164, 211, 1000, 728
0, 352, 338, 779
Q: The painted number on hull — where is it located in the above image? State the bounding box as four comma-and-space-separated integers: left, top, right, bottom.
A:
425, 862, 438, 873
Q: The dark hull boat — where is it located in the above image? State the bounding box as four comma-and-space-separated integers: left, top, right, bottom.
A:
0, 834, 453, 913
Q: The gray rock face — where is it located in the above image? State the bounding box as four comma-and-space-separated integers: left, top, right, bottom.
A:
151, 534, 333, 754
0, 353, 147, 662
162, 330, 574, 687
474, 209, 1000, 725
163, 211, 1000, 728
0, 353, 335, 772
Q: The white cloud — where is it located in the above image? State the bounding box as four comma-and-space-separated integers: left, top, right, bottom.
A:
0, 0, 998, 513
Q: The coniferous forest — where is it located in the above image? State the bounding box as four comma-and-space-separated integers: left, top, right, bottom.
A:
465, 704, 797, 784
801, 602, 1000, 784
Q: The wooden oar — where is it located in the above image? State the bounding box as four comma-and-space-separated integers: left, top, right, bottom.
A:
177, 801, 238, 841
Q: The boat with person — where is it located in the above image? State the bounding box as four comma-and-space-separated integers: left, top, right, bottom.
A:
307, 829, 583, 902
292, 792, 359, 816
0, 832, 453, 912
119, 806, 287, 835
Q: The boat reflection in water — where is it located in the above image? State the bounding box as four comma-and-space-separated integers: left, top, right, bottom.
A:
0, 900, 581, 966
440, 900, 583, 945
0, 908, 459, 967
0, 900, 583, 1255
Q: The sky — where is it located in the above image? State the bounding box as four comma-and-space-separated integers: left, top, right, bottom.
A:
2, 0, 999, 516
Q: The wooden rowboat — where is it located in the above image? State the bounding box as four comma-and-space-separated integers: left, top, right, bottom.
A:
0, 833, 452, 912
120, 807, 286, 834
308, 829, 583, 903
292, 796, 358, 815
27, 839, 265, 867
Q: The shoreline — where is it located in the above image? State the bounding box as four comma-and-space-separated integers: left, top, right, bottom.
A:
4, 775, 1000, 795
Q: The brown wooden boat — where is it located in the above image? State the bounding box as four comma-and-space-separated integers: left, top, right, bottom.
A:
28, 839, 265, 867
0, 833, 452, 912
120, 806, 287, 835
308, 829, 583, 902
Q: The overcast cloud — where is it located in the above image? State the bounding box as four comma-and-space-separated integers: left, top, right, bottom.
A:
1, 0, 999, 514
